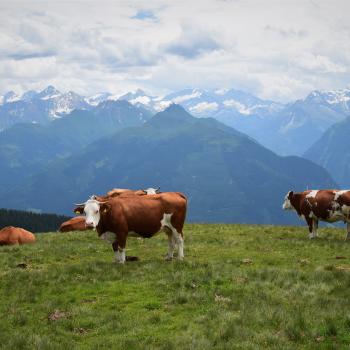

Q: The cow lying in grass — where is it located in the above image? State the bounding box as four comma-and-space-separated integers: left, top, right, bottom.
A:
74, 192, 187, 263
283, 189, 350, 239
59, 216, 91, 232
0, 226, 36, 245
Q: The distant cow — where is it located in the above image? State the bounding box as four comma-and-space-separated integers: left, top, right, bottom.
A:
59, 216, 91, 232
283, 189, 350, 239
0, 226, 36, 245
74, 192, 187, 263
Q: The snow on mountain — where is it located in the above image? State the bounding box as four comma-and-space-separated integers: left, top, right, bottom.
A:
85, 92, 112, 106
37, 85, 61, 100
2, 91, 21, 104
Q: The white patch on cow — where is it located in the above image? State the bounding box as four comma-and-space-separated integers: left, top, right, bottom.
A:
306, 190, 319, 199
161, 213, 184, 260
334, 190, 349, 201
115, 249, 126, 264
166, 233, 176, 260
342, 205, 350, 220
282, 192, 293, 210
84, 199, 101, 228
143, 187, 157, 194
301, 214, 306, 221
309, 211, 315, 218
101, 231, 116, 243
326, 209, 344, 223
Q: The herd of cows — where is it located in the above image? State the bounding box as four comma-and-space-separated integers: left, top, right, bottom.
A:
1, 187, 350, 263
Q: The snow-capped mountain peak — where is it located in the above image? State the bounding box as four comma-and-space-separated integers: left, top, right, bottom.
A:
37, 85, 61, 100
2, 91, 20, 104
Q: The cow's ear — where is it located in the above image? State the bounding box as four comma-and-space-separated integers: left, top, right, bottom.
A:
288, 191, 294, 198
100, 203, 111, 215
74, 206, 84, 215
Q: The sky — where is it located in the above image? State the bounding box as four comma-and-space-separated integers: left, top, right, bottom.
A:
0, 0, 349, 102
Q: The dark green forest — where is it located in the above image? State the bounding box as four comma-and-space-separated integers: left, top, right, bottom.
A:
0, 208, 70, 233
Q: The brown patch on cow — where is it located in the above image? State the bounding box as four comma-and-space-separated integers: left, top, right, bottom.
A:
48, 310, 69, 321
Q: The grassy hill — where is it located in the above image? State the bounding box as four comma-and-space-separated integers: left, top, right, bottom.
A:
1, 224, 350, 349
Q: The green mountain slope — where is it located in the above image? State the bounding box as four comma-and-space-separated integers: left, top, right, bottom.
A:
304, 116, 350, 187
0, 101, 152, 190
2, 105, 336, 224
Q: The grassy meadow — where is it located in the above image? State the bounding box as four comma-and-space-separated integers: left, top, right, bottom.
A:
1, 224, 350, 349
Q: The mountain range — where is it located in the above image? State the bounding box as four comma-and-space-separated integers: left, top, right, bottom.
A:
0, 104, 336, 224
1, 86, 350, 156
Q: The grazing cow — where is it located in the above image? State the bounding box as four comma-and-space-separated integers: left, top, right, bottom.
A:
0, 226, 36, 245
59, 216, 92, 232
283, 189, 350, 239
74, 192, 187, 263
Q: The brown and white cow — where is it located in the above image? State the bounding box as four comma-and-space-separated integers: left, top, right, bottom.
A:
59, 216, 92, 232
74, 192, 187, 263
0, 226, 36, 245
283, 189, 350, 239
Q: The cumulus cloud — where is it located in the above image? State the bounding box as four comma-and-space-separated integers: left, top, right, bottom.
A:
0, 0, 350, 102
164, 23, 221, 58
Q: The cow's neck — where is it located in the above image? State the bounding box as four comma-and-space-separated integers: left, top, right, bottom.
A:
291, 193, 302, 215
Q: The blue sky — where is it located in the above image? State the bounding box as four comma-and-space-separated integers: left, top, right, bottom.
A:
0, 0, 349, 102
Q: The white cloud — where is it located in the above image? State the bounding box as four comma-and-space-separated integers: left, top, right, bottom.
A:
190, 101, 219, 114
0, 0, 350, 102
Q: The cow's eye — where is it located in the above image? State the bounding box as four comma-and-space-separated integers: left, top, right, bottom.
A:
95, 210, 98, 214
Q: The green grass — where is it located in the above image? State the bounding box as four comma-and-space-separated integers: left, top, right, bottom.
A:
1, 224, 350, 349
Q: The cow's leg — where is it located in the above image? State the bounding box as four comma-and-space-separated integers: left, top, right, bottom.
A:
305, 217, 314, 239
114, 234, 126, 264
346, 222, 350, 240
165, 230, 176, 260
112, 240, 121, 263
311, 219, 319, 238
172, 230, 184, 260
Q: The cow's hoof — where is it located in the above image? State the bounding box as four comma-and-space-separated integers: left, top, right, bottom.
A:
165, 255, 173, 261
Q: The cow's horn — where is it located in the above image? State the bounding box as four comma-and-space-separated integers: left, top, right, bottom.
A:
74, 202, 86, 206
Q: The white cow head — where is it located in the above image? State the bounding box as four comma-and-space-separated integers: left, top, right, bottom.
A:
143, 187, 160, 195
74, 198, 110, 229
282, 191, 293, 210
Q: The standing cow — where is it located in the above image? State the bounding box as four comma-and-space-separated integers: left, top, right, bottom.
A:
0, 226, 36, 245
283, 189, 350, 239
74, 192, 187, 263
